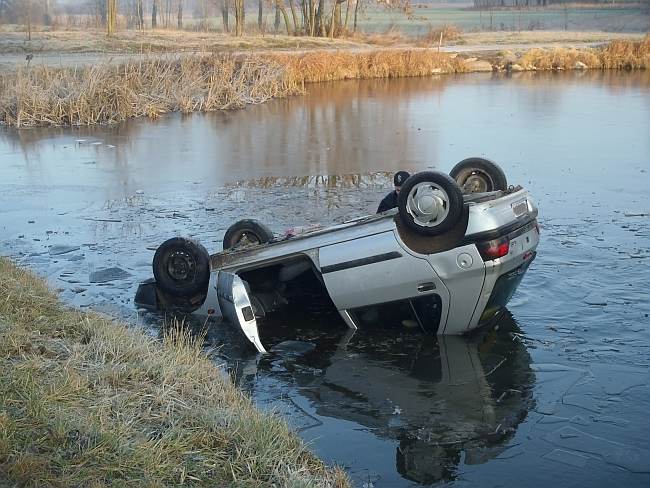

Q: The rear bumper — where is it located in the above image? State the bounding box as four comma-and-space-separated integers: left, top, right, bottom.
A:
477, 252, 536, 325
470, 220, 539, 329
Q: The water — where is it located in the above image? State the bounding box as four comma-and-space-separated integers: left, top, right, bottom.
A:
1, 70, 650, 487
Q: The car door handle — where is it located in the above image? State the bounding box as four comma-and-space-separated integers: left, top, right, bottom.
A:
417, 282, 436, 292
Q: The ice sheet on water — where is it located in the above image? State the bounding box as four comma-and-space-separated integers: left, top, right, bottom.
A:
590, 364, 648, 395
563, 395, 603, 414
542, 448, 589, 468
543, 426, 650, 473
531, 363, 584, 373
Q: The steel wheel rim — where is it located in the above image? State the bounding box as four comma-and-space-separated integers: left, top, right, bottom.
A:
405, 181, 450, 228
167, 249, 196, 283
461, 170, 493, 193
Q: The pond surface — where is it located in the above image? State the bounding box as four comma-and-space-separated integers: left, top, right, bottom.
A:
1, 70, 650, 487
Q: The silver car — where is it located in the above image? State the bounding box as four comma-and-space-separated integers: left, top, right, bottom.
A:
135, 158, 540, 352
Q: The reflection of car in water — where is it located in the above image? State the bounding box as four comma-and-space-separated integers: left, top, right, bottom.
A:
234, 311, 534, 485
136, 158, 539, 353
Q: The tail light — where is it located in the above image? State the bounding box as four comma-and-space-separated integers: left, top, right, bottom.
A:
477, 236, 510, 261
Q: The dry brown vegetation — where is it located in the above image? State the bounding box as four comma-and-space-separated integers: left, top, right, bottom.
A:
417, 25, 463, 47
0, 49, 466, 127
519, 35, 650, 70
0, 28, 374, 55
0, 55, 303, 127
274, 49, 467, 83
1, 37, 648, 128
0, 257, 349, 487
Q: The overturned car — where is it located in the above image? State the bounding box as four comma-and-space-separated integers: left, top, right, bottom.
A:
136, 158, 539, 352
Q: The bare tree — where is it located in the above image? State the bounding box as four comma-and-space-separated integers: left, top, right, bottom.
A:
152, 0, 158, 28
177, 0, 183, 29
222, 0, 230, 32
43, 0, 51, 25
275, 0, 291, 34
107, 0, 117, 35
234, 0, 244, 35
288, 0, 298, 34
134, 0, 144, 29
26, 0, 31, 40
354, 0, 362, 32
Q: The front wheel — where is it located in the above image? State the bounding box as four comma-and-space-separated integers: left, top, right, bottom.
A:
449, 157, 508, 193
397, 171, 464, 236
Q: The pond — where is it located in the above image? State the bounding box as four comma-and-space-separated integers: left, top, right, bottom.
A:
1, 70, 649, 487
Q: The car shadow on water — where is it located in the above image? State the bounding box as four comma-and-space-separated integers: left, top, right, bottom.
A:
177, 306, 536, 485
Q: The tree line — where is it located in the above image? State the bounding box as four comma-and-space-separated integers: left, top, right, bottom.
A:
0, 0, 388, 37
472, 0, 638, 6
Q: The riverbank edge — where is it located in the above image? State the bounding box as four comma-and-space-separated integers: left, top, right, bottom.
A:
1, 37, 648, 127
0, 257, 349, 487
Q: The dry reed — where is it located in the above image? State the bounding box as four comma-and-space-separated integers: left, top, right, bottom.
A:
417, 25, 463, 47
1, 37, 648, 128
0, 257, 349, 487
519, 35, 650, 70
0, 55, 302, 127
272, 49, 467, 83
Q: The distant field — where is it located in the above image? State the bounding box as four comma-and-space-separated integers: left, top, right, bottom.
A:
356, 6, 650, 34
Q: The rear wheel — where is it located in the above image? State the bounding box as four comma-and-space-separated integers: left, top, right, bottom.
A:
153, 237, 210, 298
223, 219, 274, 251
397, 171, 464, 236
449, 157, 508, 193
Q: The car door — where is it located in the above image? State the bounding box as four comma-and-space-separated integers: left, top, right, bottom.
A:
216, 271, 266, 353
318, 231, 449, 316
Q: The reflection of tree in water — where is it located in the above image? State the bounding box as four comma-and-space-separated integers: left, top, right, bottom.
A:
4, 71, 647, 191
240, 310, 534, 485
228, 172, 393, 189
208, 76, 450, 178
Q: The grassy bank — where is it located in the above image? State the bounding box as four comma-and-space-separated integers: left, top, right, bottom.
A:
0, 258, 349, 487
1, 37, 648, 128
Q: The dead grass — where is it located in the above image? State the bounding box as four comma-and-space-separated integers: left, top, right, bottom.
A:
458, 30, 645, 46
0, 28, 370, 55
519, 35, 650, 70
0, 257, 350, 487
1, 37, 648, 128
417, 25, 463, 47
600, 36, 650, 69
0, 55, 303, 127
273, 49, 467, 83
0, 49, 466, 127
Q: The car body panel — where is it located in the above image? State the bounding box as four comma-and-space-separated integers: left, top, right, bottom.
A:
319, 231, 450, 311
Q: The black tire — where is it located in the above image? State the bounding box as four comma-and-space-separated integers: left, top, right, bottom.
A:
223, 219, 274, 250
397, 171, 464, 236
152, 237, 210, 298
449, 157, 508, 193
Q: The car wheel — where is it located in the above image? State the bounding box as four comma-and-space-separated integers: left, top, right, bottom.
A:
449, 157, 508, 193
223, 219, 274, 250
153, 237, 210, 298
397, 171, 464, 236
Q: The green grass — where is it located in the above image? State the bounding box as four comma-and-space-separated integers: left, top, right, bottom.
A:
0, 257, 349, 487
357, 6, 649, 34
